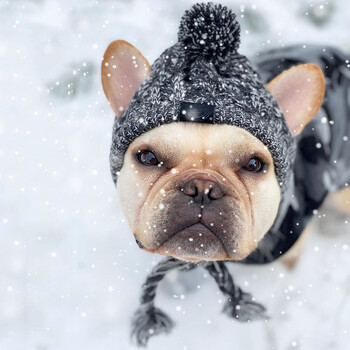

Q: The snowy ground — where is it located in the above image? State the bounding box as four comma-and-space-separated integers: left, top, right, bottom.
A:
1, 0, 350, 349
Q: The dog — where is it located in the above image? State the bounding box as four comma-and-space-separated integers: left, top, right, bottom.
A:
101, 42, 350, 264
100, 2, 350, 345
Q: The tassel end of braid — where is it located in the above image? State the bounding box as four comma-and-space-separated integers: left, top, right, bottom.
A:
131, 306, 174, 347
222, 293, 269, 322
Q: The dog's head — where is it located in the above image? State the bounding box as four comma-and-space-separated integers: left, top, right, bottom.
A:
101, 40, 324, 262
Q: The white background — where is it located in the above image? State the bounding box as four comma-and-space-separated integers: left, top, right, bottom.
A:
1, 0, 350, 349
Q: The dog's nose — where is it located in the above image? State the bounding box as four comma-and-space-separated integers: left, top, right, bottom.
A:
182, 178, 224, 203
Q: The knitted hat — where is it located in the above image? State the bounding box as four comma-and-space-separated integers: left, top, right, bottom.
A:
110, 2, 296, 191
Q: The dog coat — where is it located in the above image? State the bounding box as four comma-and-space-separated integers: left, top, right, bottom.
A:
245, 43, 350, 265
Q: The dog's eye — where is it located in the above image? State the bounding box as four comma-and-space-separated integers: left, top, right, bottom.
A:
244, 157, 264, 173
137, 150, 160, 166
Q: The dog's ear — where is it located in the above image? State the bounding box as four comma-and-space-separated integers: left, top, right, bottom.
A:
101, 40, 150, 118
266, 63, 325, 136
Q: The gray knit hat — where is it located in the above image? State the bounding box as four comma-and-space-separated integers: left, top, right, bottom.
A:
110, 2, 296, 191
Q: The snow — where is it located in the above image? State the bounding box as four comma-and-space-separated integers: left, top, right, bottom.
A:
1, 0, 350, 349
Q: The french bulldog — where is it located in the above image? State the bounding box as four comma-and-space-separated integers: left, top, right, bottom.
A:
101, 18, 350, 266
100, 4, 350, 346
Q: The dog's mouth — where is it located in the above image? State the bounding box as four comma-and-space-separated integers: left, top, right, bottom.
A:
156, 223, 230, 261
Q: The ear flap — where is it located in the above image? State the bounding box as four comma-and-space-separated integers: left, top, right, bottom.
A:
101, 40, 150, 118
266, 63, 325, 136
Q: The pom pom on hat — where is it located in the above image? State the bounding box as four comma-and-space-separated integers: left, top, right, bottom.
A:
178, 2, 241, 65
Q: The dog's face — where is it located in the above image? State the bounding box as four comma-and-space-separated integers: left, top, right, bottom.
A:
118, 123, 281, 261
101, 40, 325, 262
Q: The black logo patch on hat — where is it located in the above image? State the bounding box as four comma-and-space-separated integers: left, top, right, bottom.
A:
178, 101, 215, 123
